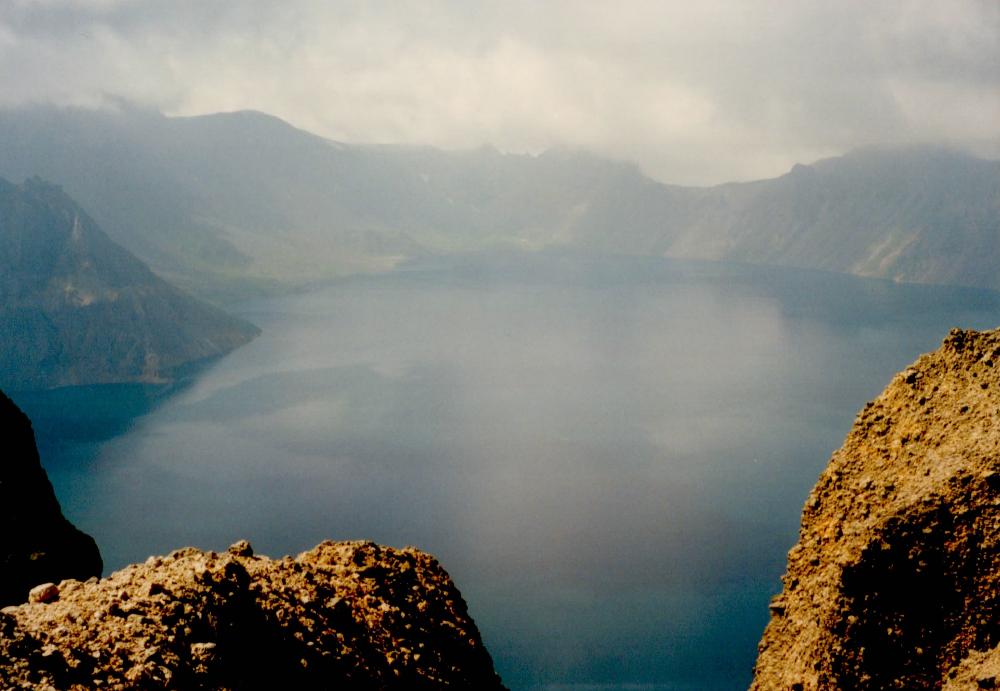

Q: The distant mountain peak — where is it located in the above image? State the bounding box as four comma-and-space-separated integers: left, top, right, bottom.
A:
0, 176, 259, 390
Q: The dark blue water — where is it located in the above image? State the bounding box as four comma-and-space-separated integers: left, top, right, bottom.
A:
14, 254, 1000, 690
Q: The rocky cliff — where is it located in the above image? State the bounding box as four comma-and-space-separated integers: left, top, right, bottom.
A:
0, 540, 506, 690
752, 328, 1000, 690
0, 389, 102, 606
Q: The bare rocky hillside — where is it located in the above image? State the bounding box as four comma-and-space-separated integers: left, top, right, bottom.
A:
752, 328, 1000, 690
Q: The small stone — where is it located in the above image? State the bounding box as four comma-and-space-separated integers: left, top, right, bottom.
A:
983, 471, 1000, 490
29, 583, 59, 604
190, 642, 217, 657
228, 540, 254, 557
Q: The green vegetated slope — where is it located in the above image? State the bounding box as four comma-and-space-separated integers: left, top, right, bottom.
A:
0, 106, 997, 300
0, 176, 259, 390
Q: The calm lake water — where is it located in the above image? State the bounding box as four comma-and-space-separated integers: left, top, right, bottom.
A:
15, 253, 1000, 690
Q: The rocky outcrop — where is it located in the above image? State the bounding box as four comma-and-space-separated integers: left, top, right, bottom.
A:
752, 328, 1000, 690
0, 389, 102, 606
0, 539, 506, 690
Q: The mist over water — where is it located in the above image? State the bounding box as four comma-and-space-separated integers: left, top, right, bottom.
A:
27, 254, 1000, 690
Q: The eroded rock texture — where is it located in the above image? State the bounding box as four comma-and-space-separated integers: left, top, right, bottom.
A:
0, 540, 506, 690
752, 328, 1000, 690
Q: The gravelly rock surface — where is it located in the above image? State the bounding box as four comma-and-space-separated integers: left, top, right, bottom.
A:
0, 539, 506, 690
751, 328, 1000, 690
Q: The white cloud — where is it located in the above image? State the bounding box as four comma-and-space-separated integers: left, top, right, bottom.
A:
0, 0, 996, 184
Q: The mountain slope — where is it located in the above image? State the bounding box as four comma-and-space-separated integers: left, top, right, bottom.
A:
664, 146, 1000, 289
0, 106, 997, 296
0, 106, 673, 298
0, 388, 101, 606
752, 328, 1000, 689
0, 177, 259, 390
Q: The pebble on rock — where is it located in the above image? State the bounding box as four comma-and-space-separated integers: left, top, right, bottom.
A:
227, 540, 254, 557
28, 583, 59, 604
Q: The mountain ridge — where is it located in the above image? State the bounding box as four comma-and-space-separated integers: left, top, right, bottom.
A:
0, 105, 996, 299
0, 175, 259, 390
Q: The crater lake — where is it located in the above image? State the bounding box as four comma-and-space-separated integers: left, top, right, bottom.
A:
17, 253, 1000, 690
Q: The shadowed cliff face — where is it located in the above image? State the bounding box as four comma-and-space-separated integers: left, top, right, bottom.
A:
0, 540, 506, 690
752, 328, 1000, 690
0, 389, 102, 606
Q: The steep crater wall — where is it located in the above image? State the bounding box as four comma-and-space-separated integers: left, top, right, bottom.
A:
0, 389, 102, 606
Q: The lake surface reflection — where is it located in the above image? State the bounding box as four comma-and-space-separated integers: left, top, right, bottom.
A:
23, 254, 1000, 690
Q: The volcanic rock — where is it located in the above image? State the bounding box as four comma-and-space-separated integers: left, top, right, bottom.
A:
0, 539, 506, 690
751, 328, 1000, 689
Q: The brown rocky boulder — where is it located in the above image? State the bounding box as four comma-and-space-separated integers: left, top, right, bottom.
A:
0, 539, 506, 690
751, 328, 1000, 690
0, 388, 102, 606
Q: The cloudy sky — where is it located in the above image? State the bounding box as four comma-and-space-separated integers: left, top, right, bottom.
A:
1, 0, 997, 184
